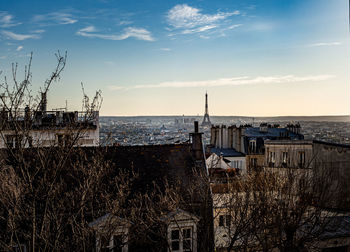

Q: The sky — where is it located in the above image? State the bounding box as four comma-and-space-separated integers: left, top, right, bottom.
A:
0, 0, 349, 116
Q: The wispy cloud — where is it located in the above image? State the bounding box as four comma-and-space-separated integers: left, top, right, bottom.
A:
0, 12, 21, 28
119, 20, 133, 26
182, 24, 217, 34
227, 24, 242, 30
33, 12, 77, 25
108, 75, 335, 90
77, 26, 154, 41
16, 45, 23, 51
1, 30, 39, 40
166, 4, 240, 38
167, 4, 238, 29
160, 48, 171, 51
32, 29, 45, 33
307, 42, 342, 47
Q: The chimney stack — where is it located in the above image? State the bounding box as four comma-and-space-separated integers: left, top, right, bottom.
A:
40, 92, 47, 113
190, 121, 204, 161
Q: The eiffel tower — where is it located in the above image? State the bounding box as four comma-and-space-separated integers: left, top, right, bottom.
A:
201, 92, 212, 126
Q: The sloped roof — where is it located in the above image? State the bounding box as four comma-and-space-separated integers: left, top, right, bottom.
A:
209, 147, 245, 157
206, 153, 231, 170
161, 208, 200, 223
320, 216, 350, 240
100, 144, 205, 194
244, 127, 303, 140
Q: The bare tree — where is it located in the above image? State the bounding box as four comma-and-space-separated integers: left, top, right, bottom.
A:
210, 160, 341, 252
0, 52, 107, 251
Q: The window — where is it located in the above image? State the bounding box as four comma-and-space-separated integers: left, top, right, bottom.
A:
100, 236, 110, 252
268, 151, 275, 167
298, 151, 305, 168
282, 152, 288, 167
249, 140, 256, 153
226, 215, 231, 227
250, 158, 257, 169
6, 135, 14, 148
90, 214, 129, 252
219, 215, 224, 226
171, 230, 180, 251
231, 160, 241, 169
5, 135, 23, 148
167, 210, 198, 252
218, 214, 231, 227
56, 134, 72, 146
232, 160, 243, 169
170, 228, 193, 252
98, 234, 128, 252
183, 229, 192, 252
57, 134, 64, 145
112, 235, 123, 252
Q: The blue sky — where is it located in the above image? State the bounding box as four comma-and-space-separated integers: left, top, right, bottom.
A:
0, 0, 349, 116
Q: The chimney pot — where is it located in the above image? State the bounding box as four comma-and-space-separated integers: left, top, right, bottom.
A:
194, 121, 199, 133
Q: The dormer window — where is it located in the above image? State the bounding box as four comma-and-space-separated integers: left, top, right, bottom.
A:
170, 227, 193, 252
89, 214, 129, 252
249, 140, 256, 154
166, 209, 199, 252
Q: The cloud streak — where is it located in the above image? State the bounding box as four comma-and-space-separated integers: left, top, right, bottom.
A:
167, 4, 238, 29
0, 12, 21, 27
182, 24, 217, 34
108, 75, 335, 90
308, 42, 342, 47
33, 12, 77, 25
1, 30, 39, 40
77, 26, 154, 41
166, 4, 239, 37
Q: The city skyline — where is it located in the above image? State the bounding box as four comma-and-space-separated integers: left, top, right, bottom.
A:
0, 0, 349, 116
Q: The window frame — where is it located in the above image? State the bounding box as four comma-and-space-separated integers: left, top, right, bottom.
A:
167, 211, 198, 252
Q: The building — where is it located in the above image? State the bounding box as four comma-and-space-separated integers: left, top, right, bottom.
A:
0, 92, 99, 148
264, 139, 350, 210
209, 123, 304, 173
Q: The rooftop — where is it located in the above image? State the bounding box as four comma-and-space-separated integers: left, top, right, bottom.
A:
209, 147, 245, 157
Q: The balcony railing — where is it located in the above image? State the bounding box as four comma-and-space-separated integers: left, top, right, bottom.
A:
0, 109, 98, 130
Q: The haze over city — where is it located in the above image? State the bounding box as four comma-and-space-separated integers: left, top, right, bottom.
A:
0, 0, 349, 116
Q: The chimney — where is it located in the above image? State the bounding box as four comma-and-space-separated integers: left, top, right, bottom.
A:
190, 121, 205, 161
210, 125, 216, 146
24, 105, 30, 121
40, 92, 47, 113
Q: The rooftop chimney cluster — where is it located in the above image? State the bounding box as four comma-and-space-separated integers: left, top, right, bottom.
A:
210, 125, 249, 153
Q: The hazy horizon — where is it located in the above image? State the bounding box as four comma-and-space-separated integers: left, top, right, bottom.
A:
99, 114, 350, 118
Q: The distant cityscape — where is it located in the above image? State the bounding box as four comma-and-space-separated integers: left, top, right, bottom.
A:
99, 115, 350, 146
